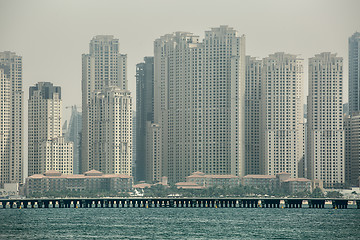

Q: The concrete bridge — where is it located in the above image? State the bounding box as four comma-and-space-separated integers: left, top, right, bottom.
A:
0, 198, 359, 209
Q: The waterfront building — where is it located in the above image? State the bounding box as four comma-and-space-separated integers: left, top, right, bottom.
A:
307, 53, 344, 188
136, 57, 155, 181
185, 172, 240, 187
242, 172, 314, 193
89, 87, 132, 176
349, 32, 360, 114
281, 178, 312, 193
245, 56, 262, 175
65, 106, 82, 174
28, 82, 73, 175
25, 170, 133, 196
82, 35, 129, 174
241, 175, 278, 189
153, 26, 245, 183
260, 53, 304, 178
345, 112, 360, 187
0, 52, 23, 187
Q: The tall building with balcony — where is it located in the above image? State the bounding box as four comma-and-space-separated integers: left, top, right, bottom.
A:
136, 57, 155, 181
153, 26, 245, 183
260, 52, 304, 178
0, 52, 23, 187
307, 53, 344, 188
28, 82, 73, 175
245, 56, 262, 175
89, 87, 132, 176
345, 112, 360, 187
349, 32, 360, 114
82, 35, 131, 174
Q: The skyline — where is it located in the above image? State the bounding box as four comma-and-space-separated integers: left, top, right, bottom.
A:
1, 0, 359, 122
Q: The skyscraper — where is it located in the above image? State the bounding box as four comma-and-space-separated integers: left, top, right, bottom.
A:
65, 105, 82, 174
152, 26, 245, 183
260, 52, 304, 178
345, 112, 360, 187
245, 56, 262, 175
307, 53, 344, 188
0, 52, 23, 187
89, 87, 132, 175
82, 35, 130, 174
28, 82, 73, 175
136, 57, 154, 181
349, 32, 360, 114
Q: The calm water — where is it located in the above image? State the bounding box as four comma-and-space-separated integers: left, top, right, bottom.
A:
0, 208, 359, 239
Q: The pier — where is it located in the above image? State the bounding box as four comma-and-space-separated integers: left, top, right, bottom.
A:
0, 198, 359, 209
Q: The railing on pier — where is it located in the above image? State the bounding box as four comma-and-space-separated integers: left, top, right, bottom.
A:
0, 198, 359, 209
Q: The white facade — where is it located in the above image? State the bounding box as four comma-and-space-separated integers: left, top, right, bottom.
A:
307, 52, 344, 188
0, 69, 11, 187
28, 82, 73, 175
39, 137, 73, 175
260, 52, 304, 178
145, 123, 162, 182
153, 26, 245, 183
82, 35, 129, 174
0, 52, 23, 186
89, 87, 132, 175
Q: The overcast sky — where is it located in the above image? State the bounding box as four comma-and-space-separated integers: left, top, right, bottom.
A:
1, 0, 359, 121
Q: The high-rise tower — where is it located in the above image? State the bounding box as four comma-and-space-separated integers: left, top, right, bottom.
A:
89, 87, 132, 175
64, 106, 82, 174
349, 32, 360, 114
82, 35, 131, 174
136, 57, 154, 181
28, 82, 73, 175
307, 53, 344, 188
245, 56, 262, 175
152, 26, 245, 183
260, 52, 304, 178
0, 52, 23, 187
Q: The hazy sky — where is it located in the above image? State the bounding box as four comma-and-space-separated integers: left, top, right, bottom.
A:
1, 0, 359, 121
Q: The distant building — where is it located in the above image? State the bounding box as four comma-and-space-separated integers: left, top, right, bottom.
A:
82, 35, 129, 174
28, 82, 73, 176
65, 106, 82, 174
242, 175, 278, 190
0, 51, 24, 187
89, 87, 132, 175
153, 26, 246, 183
242, 172, 315, 193
260, 53, 304, 178
307, 53, 344, 188
25, 170, 133, 196
281, 178, 312, 194
185, 172, 240, 188
349, 32, 360, 114
245, 56, 262, 175
345, 112, 360, 187
136, 57, 154, 181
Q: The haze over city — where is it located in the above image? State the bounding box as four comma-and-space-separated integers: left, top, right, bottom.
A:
1, 0, 359, 114
1, 1, 360, 239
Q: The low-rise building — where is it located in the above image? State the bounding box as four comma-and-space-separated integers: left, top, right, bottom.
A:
186, 172, 240, 187
242, 172, 318, 193
281, 178, 312, 193
25, 170, 133, 196
241, 175, 278, 189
